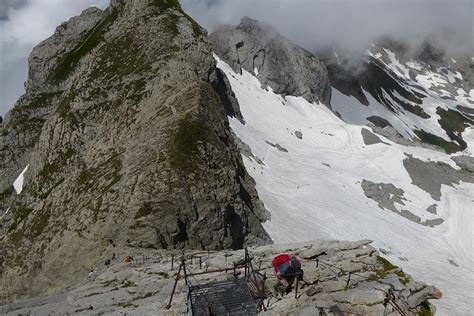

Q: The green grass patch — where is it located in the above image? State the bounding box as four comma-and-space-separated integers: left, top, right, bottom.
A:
437, 107, 468, 134
395, 270, 410, 285
30, 210, 51, 239
378, 256, 397, 271
50, 8, 119, 82
88, 33, 150, 82
8, 207, 34, 232
76, 153, 122, 194
418, 301, 432, 316
367, 256, 398, 282
169, 115, 215, 172
414, 130, 461, 154
38, 148, 76, 182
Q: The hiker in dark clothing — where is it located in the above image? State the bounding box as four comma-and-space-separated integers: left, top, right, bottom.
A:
272, 254, 304, 292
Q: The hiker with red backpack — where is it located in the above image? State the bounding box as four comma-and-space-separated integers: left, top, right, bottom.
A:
272, 254, 305, 293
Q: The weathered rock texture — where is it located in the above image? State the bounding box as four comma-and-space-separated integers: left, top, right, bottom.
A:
403, 155, 474, 201
0, 0, 271, 303
209, 17, 331, 105
0, 240, 440, 315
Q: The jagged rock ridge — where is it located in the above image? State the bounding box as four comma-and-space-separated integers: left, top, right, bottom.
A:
0, 0, 270, 302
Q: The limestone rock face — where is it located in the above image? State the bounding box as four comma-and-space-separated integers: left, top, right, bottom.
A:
209, 17, 331, 105
0, 0, 270, 303
0, 240, 440, 315
26, 7, 105, 91
0, 7, 105, 207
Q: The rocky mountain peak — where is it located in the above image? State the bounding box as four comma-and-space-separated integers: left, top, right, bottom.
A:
0, 0, 270, 302
210, 17, 331, 105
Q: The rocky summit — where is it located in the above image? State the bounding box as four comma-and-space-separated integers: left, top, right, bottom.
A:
210, 17, 331, 106
0, 0, 270, 302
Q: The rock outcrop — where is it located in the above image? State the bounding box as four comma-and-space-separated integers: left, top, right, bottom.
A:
0, 240, 440, 315
0, 0, 270, 303
210, 17, 331, 105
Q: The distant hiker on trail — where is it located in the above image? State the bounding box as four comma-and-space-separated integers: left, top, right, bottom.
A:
88, 268, 97, 280
272, 254, 304, 293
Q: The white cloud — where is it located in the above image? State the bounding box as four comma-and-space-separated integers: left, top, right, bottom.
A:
0, 0, 109, 116
1, 0, 472, 117
181, 0, 473, 57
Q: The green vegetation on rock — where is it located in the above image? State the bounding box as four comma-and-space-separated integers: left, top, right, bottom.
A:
169, 115, 215, 172
418, 301, 433, 316
437, 107, 468, 134
414, 130, 461, 154
0, 187, 13, 202
367, 256, 409, 285
89, 33, 150, 81
30, 210, 51, 239
50, 7, 119, 82
77, 153, 122, 194
8, 207, 34, 232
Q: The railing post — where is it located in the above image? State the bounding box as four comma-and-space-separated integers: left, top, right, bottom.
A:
295, 278, 299, 299
346, 272, 352, 288
171, 254, 174, 269
166, 262, 183, 309
182, 258, 189, 286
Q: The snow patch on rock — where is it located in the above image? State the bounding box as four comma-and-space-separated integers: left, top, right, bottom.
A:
13, 165, 29, 194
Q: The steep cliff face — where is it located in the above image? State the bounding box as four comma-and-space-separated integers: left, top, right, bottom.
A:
0, 7, 105, 214
0, 0, 270, 302
210, 17, 331, 105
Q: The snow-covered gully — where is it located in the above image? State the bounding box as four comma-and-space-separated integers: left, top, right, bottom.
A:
215, 55, 474, 315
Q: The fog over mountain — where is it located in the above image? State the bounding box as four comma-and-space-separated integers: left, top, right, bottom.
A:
181, 0, 473, 57
0, 0, 472, 116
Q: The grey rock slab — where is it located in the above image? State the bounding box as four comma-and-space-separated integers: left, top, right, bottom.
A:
361, 128, 383, 145
403, 154, 474, 200
452, 155, 474, 172
426, 204, 438, 214
361, 179, 407, 212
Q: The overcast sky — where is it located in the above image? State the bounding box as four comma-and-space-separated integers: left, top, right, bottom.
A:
0, 0, 472, 116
